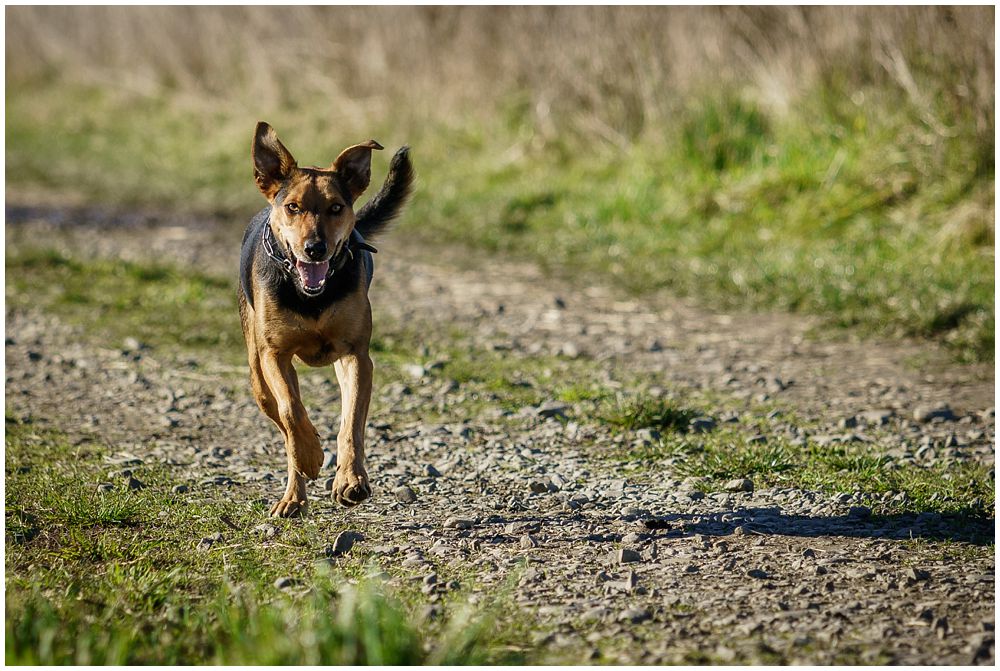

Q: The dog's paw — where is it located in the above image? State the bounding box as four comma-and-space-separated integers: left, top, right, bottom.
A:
294, 447, 324, 481
269, 497, 307, 518
331, 468, 371, 507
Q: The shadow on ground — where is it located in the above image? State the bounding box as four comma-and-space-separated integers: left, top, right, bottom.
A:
384, 506, 993, 546
643, 509, 995, 545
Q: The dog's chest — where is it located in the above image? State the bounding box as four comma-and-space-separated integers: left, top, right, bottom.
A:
273, 318, 346, 365
295, 336, 344, 366
286, 307, 370, 366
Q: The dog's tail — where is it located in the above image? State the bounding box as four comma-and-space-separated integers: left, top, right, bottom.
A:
355, 146, 414, 240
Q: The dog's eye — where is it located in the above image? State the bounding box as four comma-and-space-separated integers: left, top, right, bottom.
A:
286, 203, 300, 214
329, 203, 343, 215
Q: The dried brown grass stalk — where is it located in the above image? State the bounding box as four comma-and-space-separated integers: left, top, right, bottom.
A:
6, 6, 993, 141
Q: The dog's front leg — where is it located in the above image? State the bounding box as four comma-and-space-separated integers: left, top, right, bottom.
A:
259, 349, 324, 518
331, 351, 373, 506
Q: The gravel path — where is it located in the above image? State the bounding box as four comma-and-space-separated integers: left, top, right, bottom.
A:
5, 205, 995, 664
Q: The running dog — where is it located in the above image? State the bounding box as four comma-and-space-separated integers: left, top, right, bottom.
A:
239, 122, 413, 517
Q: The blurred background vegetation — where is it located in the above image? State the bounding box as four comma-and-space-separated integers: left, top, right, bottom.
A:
5, 6, 994, 360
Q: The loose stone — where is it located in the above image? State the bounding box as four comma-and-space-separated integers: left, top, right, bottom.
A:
913, 405, 955, 423
254, 523, 279, 540
197, 533, 223, 552
394, 485, 418, 503
403, 364, 426, 379
619, 607, 652, 624
859, 409, 894, 425
329, 530, 364, 557
444, 516, 474, 530
529, 480, 550, 494
617, 548, 642, 564
322, 449, 336, 469
536, 401, 569, 419
725, 478, 754, 493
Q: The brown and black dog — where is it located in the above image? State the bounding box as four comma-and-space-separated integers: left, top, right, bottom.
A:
239, 122, 413, 517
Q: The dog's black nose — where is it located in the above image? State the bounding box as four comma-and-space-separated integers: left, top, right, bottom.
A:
304, 239, 327, 261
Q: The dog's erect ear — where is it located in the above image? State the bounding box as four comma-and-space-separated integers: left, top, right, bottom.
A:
252, 122, 297, 200
331, 140, 384, 201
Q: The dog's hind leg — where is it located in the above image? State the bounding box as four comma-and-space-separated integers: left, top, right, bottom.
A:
258, 349, 324, 518
330, 351, 373, 507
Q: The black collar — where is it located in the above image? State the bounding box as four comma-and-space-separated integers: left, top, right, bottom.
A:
260, 217, 377, 281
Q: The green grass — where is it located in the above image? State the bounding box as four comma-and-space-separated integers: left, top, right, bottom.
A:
595, 395, 701, 433
4, 415, 527, 665
6, 79, 994, 361
9, 578, 505, 665
6, 247, 241, 360
612, 426, 995, 519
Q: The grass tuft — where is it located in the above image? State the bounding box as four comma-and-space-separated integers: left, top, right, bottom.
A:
614, 428, 995, 517
680, 442, 797, 480
596, 395, 701, 432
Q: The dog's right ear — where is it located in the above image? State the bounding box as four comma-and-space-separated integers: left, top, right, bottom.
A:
252, 122, 297, 200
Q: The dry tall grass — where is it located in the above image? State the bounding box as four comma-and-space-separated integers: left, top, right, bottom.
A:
6, 6, 993, 143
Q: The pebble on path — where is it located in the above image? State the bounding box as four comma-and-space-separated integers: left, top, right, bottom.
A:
617, 548, 642, 564
197, 533, 223, 552
913, 405, 956, 423
444, 516, 474, 530
394, 485, 418, 504
254, 523, 279, 540
328, 530, 364, 557
724, 478, 754, 493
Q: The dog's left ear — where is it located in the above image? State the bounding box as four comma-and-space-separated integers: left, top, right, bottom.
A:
331, 140, 384, 201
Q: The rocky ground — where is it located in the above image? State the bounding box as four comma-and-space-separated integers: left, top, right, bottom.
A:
5, 205, 996, 664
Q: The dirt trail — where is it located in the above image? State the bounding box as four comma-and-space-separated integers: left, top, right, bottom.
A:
5, 206, 995, 664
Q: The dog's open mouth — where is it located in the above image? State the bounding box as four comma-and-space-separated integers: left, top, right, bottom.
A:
295, 259, 329, 295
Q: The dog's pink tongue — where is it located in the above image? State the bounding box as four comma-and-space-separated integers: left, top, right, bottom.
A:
296, 260, 329, 290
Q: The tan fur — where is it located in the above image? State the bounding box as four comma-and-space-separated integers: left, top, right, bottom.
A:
269, 171, 357, 267
243, 122, 381, 517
